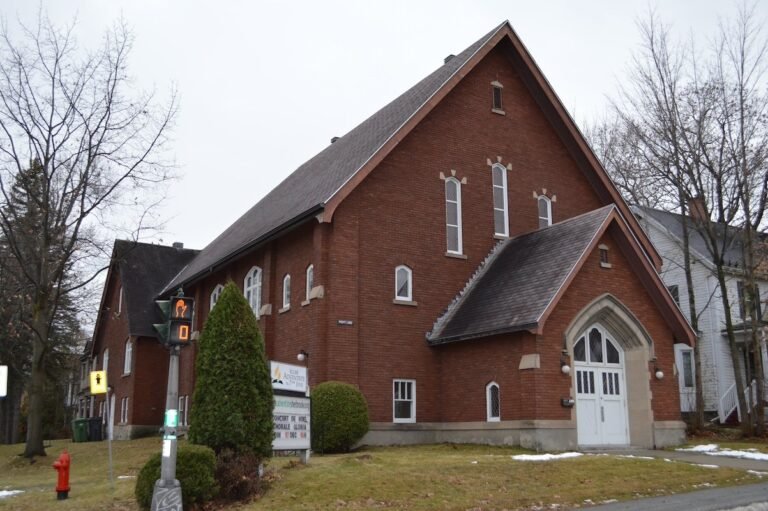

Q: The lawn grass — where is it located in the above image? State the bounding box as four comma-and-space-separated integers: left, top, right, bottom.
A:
0, 440, 764, 510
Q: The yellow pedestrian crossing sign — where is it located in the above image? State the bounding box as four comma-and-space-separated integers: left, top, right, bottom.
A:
90, 371, 107, 394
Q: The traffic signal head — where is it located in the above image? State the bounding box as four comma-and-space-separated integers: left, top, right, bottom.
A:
153, 296, 195, 346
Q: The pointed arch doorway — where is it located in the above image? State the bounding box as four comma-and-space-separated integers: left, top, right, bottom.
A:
574, 324, 629, 446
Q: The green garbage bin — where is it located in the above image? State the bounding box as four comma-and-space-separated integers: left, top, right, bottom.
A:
72, 418, 88, 442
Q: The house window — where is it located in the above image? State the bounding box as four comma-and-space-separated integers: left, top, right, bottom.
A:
282, 274, 291, 309
395, 265, 413, 301
445, 177, 463, 254
668, 285, 680, 307
120, 397, 129, 424
123, 340, 132, 375
244, 266, 262, 317
393, 379, 416, 423
492, 164, 508, 236
491, 81, 504, 112
306, 264, 314, 301
486, 382, 500, 422
599, 244, 610, 268
210, 284, 224, 311
117, 286, 123, 315
102, 349, 109, 376
681, 351, 694, 388
538, 195, 552, 228
739, 281, 762, 320
184, 396, 190, 426
178, 395, 186, 427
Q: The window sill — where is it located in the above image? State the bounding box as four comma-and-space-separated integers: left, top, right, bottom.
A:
491, 108, 506, 115
445, 252, 468, 260
600, 262, 612, 269
487, 417, 501, 423
493, 234, 509, 240
278, 306, 291, 314
301, 300, 310, 307
122, 372, 131, 378
393, 419, 416, 424
393, 299, 418, 307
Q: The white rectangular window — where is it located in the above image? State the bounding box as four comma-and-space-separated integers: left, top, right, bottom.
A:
120, 397, 129, 423
681, 351, 694, 388
178, 395, 186, 426
185, 396, 190, 426
445, 178, 463, 254
283, 274, 291, 309
393, 379, 416, 423
123, 340, 132, 375
491, 164, 508, 236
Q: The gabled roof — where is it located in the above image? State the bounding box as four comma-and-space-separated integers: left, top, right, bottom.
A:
164, 21, 660, 294
428, 206, 694, 345
94, 241, 199, 344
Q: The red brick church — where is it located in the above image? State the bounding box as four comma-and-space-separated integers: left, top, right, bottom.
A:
84, 21, 694, 450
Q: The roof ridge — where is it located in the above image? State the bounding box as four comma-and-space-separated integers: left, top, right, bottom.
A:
427, 238, 510, 341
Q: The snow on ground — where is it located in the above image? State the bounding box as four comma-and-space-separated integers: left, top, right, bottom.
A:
720, 503, 768, 511
512, 452, 583, 461
695, 464, 720, 469
615, 454, 654, 460
0, 490, 23, 499
747, 470, 768, 477
677, 444, 768, 461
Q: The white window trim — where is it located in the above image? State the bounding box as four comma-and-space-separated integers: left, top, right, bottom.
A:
120, 396, 129, 424
445, 177, 463, 254
393, 379, 416, 423
282, 274, 291, 310
538, 195, 552, 228
210, 284, 224, 311
492, 163, 509, 237
243, 266, 262, 317
394, 265, 413, 302
486, 382, 500, 422
305, 264, 314, 301
123, 340, 132, 375
102, 349, 109, 377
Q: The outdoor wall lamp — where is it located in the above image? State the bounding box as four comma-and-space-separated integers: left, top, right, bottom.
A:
560, 349, 571, 375
297, 350, 309, 362
652, 358, 664, 380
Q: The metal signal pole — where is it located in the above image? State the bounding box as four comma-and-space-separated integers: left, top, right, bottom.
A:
150, 345, 182, 511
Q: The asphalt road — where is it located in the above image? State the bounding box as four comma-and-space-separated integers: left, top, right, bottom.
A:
589, 482, 768, 510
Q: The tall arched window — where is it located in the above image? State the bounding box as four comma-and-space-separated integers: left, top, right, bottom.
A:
486, 382, 500, 421
306, 264, 314, 301
244, 267, 262, 317
103, 348, 109, 376
445, 177, 463, 254
395, 265, 412, 301
210, 284, 224, 311
123, 340, 132, 375
492, 164, 508, 236
538, 195, 552, 228
282, 274, 291, 309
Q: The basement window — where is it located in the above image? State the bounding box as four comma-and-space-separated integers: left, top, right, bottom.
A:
491, 81, 504, 114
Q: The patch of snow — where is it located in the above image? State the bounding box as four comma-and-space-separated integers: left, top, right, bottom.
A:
706, 449, 768, 462
512, 452, 583, 461
470, 461, 478, 464
0, 490, 23, 499
664, 458, 673, 462
747, 470, 768, 477
695, 464, 720, 469
676, 443, 719, 452
117, 475, 136, 480
721, 503, 768, 511
602, 499, 618, 504
615, 454, 654, 460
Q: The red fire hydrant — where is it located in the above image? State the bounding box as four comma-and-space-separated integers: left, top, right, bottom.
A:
52, 450, 71, 500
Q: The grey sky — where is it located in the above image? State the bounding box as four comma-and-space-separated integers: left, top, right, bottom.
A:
4, 1, 766, 252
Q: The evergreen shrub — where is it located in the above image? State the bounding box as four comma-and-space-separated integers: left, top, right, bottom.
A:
311, 381, 369, 453
134, 444, 218, 510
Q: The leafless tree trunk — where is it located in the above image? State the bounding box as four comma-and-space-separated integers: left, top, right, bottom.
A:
0, 14, 176, 456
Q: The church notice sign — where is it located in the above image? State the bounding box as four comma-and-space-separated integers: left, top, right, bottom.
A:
270, 361, 308, 393
272, 396, 310, 450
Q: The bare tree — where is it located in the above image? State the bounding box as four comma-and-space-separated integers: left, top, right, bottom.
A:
0, 14, 176, 456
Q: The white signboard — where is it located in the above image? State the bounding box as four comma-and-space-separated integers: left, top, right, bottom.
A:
0, 365, 7, 398
270, 361, 308, 393
272, 396, 310, 450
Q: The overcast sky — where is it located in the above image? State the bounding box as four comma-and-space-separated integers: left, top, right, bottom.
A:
4, 1, 767, 252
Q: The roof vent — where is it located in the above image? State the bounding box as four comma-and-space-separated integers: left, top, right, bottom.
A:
444, 54, 455, 64
172, 242, 184, 249
331, 136, 340, 144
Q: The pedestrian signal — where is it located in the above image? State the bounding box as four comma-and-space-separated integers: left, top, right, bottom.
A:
153, 294, 195, 346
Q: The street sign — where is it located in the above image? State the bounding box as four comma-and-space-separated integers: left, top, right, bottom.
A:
0, 365, 7, 397
90, 370, 107, 394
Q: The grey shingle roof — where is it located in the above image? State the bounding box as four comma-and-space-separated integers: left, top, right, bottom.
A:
113, 240, 199, 338
163, 22, 508, 294
427, 206, 615, 344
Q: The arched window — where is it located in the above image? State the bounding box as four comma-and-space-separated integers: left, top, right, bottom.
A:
445, 177, 463, 254
244, 267, 262, 317
103, 348, 109, 376
306, 264, 314, 301
210, 284, 224, 311
117, 286, 123, 315
282, 274, 291, 309
538, 195, 552, 228
486, 382, 500, 421
123, 340, 132, 375
573, 326, 621, 365
492, 164, 508, 236
395, 265, 412, 301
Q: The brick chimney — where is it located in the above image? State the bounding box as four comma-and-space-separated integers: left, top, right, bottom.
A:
687, 196, 707, 221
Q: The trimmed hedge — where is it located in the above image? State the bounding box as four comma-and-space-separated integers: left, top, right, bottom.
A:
134, 444, 218, 510
189, 281, 274, 456
311, 381, 369, 453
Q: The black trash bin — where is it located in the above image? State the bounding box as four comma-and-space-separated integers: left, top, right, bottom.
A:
86, 417, 103, 441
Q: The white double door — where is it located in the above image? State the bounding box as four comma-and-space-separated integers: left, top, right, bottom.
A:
574, 326, 629, 446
